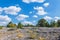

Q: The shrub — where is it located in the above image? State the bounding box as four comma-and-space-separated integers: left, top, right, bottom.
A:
0, 26, 3, 29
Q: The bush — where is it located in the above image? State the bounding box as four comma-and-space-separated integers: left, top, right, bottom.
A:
0, 26, 3, 29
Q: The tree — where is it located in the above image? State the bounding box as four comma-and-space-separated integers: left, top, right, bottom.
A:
7, 22, 16, 28
50, 21, 57, 27
7, 22, 12, 27
45, 21, 50, 27
57, 20, 60, 27
24, 24, 35, 27
17, 22, 23, 28
36, 19, 48, 27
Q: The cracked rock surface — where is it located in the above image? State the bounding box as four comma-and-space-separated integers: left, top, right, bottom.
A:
0, 27, 60, 40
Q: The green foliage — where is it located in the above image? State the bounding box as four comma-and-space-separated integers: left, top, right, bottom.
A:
57, 20, 60, 27
45, 21, 50, 27
0, 26, 3, 29
7, 22, 16, 28
50, 21, 58, 27
36, 19, 60, 27
36, 19, 49, 27
49, 20, 60, 27
17, 22, 23, 28
3, 19, 60, 27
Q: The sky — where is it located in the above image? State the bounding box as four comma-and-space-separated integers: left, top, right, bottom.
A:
0, 0, 60, 26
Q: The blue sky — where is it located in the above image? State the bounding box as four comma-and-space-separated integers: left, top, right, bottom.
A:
0, 0, 60, 26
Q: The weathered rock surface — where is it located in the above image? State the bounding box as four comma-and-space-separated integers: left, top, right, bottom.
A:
0, 27, 60, 40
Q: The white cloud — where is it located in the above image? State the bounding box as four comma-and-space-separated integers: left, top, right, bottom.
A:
3, 6, 21, 15
34, 6, 47, 15
34, 6, 44, 10
0, 22, 6, 26
33, 20, 36, 23
54, 16, 60, 19
44, 16, 52, 20
29, 11, 33, 14
37, 11, 47, 15
22, 0, 45, 3
43, 16, 60, 22
16, 14, 29, 20
0, 15, 11, 26
54, 16, 60, 22
22, 21, 33, 25
43, 3, 49, 7
33, 15, 38, 18
22, 0, 30, 3
0, 7, 3, 14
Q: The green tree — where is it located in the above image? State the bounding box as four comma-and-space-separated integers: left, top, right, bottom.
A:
50, 21, 58, 27
45, 21, 50, 27
7, 22, 16, 28
17, 22, 23, 28
36, 19, 48, 27
50, 21, 55, 27
24, 24, 35, 27
57, 20, 60, 27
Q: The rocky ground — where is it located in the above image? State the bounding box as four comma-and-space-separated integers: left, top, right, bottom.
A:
0, 27, 60, 40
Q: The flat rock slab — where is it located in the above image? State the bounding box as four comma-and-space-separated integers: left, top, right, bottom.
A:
0, 27, 60, 40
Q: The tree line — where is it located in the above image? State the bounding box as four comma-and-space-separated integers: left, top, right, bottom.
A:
36, 19, 60, 27
1, 18, 60, 28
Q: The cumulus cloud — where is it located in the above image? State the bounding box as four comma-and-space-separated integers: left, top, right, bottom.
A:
44, 16, 52, 20
43, 3, 49, 7
0, 15, 11, 26
33, 15, 38, 18
3, 6, 21, 15
16, 14, 29, 20
34, 6, 47, 15
44, 16, 60, 22
22, 0, 45, 3
0, 7, 3, 14
54, 16, 60, 22
22, 21, 33, 25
